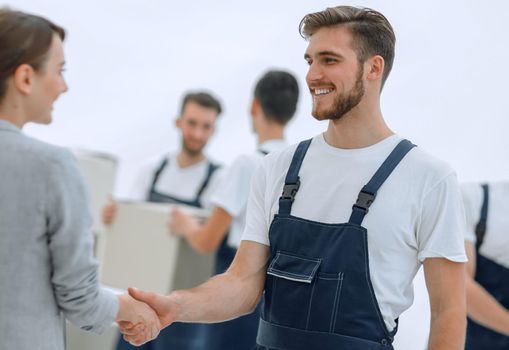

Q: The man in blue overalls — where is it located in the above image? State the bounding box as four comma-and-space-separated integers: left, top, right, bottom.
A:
169, 70, 299, 350
462, 182, 509, 349
102, 91, 223, 350
122, 6, 468, 349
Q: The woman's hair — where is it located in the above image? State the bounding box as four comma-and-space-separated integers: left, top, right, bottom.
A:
0, 8, 65, 102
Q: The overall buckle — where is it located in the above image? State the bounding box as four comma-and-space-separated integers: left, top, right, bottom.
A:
281, 181, 301, 202
353, 190, 376, 213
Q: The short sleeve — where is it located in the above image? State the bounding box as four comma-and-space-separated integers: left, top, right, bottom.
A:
417, 172, 468, 263
241, 161, 270, 246
210, 156, 255, 217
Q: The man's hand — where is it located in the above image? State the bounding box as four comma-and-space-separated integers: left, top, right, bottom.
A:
169, 208, 199, 237
101, 196, 117, 226
116, 293, 161, 346
128, 287, 178, 329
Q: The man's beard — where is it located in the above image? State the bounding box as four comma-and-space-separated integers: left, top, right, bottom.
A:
182, 139, 205, 157
312, 65, 365, 121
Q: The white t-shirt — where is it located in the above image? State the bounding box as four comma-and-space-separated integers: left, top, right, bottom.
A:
128, 153, 223, 209
461, 181, 509, 269
242, 134, 467, 331
211, 140, 287, 248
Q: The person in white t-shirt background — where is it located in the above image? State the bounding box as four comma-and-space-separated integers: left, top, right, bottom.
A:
121, 6, 467, 350
461, 182, 509, 349
102, 91, 224, 350
169, 69, 299, 350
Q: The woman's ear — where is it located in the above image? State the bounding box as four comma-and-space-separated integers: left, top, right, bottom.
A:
12, 64, 35, 96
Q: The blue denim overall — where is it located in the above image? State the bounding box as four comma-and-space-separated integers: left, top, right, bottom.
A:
116, 157, 219, 350
147, 157, 219, 207
256, 138, 415, 350
466, 184, 509, 349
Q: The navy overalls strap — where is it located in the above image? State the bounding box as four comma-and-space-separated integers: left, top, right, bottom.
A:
278, 139, 312, 216
475, 183, 489, 250
148, 157, 219, 208
348, 139, 416, 226
150, 157, 169, 190
466, 183, 509, 349
194, 162, 220, 203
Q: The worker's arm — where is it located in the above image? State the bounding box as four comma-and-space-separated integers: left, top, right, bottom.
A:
464, 241, 509, 335
424, 257, 466, 350
122, 240, 269, 344
169, 206, 232, 254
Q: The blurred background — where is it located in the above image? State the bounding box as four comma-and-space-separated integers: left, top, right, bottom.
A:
9, 0, 509, 348
12, 0, 509, 195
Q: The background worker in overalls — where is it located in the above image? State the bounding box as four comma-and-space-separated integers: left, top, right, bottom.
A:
121, 6, 467, 350
170, 69, 299, 349
462, 182, 509, 349
102, 91, 223, 350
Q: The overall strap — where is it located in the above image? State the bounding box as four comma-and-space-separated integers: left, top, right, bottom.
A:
349, 139, 416, 226
475, 184, 489, 250
194, 161, 220, 203
278, 139, 313, 215
150, 157, 169, 191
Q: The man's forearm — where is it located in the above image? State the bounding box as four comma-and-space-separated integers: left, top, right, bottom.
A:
428, 306, 466, 350
169, 270, 262, 324
467, 278, 509, 336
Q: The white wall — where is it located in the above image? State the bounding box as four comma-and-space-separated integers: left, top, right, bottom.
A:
9, 0, 509, 348
13, 0, 509, 194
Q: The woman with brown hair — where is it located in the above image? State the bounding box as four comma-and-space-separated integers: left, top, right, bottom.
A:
0, 8, 160, 349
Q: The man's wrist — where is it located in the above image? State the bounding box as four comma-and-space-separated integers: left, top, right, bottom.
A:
167, 290, 184, 323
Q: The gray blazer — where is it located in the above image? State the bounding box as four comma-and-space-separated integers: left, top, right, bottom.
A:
0, 120, 118, 350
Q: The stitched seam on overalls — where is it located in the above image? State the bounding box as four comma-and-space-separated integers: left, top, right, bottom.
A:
330, 272, 344, 332
305, 278, 317, 330
281, 216, 355, 228
274, 250, 323, 263
267, 251, 280, 271
267, 270, 313, 282
268, 251, 321, 282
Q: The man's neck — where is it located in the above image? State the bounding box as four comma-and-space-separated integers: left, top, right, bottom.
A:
176, 151, 206, 168
256, 122, 285, 145
323, 102, 393, 149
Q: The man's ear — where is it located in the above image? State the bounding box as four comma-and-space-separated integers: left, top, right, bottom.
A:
13, 64, 35, 96
251, 98, 260, 118
366, 55, 385, 83
175, 116, 182, 129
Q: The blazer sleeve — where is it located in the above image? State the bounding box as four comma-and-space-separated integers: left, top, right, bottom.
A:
44, 149, 118, 334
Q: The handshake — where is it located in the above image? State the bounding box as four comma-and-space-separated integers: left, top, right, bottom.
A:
116, 288, 173, 346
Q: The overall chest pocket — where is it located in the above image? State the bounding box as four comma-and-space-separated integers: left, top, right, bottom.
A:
266, 251, 345, 332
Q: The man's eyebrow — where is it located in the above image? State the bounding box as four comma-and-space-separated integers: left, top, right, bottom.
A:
317, 50, 343, 58
304, 51, 343, 60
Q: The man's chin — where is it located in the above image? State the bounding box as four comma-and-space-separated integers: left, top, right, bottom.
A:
312, 109, 335, 121
34, 115, 53, 125
183, 146, 205, 157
